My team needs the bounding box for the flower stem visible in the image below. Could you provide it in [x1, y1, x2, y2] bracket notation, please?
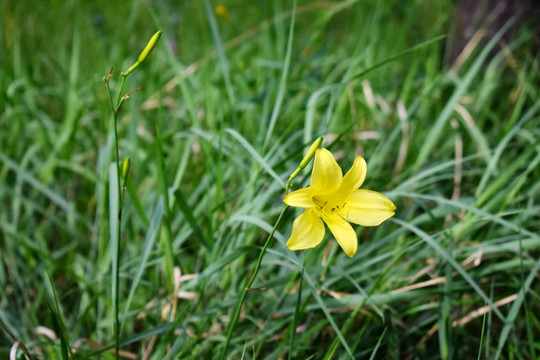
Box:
[106, 74, 127, 360]
[219, 137, 321, 358]
[219, 203, 289, 360]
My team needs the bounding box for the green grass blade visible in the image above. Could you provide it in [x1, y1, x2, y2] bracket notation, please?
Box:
[125, 176, 150, 227]
[173, 188, 211, 250]
[368, 327, 387, 360]
[476, 100, 540, 197]
[203, 0, 236, 105]
[77, 323, 175, 359]
[288, 257, 305, 360]
[45, 273, 72, 359]
[225, 128, 284, 186]
[349, 34, 446, 82]
[413, 19, 516, 171]
[108, 162, 120, 356]
[0, 152, 78, 218]
[494, 257, 540, 359]
[263, 0, 296, 149]
[123, 197, 164, 322]
[391, 218, 505, 320]
[302, 270, 354, 358]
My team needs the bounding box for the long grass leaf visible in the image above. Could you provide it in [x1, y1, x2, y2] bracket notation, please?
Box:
[263, 0, 296, 149]
[225, 128, 284, 186]
[173, 188, 211, 250]
[108, 162, 120, 355]
[123, 197, 164, 322]
[414, 19, 516, 171]
[125, 177, 150, 227]
[203, 0, 235, 105]
[45, 273, 72, 359]
[476, 100, 540, 197]
[391, 218, 504, 320]
[494, 257, 540, 359]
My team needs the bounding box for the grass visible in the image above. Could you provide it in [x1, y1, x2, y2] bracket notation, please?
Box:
[1, 0, 539, 359]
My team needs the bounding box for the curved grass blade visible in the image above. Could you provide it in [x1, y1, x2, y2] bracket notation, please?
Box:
[414, 19, 516, 171]
[263, 0, 296, 149]
[225, 128, 283, 186]
[173, 188, 211, 250]
[494, 257, 540, 359]
[391, 218, 504, 320]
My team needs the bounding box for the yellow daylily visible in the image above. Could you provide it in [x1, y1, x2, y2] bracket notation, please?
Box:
[284, 148, 396, 257]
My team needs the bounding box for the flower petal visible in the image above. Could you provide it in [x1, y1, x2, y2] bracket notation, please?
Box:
[343, 189, 396, 226]
[324, 215, 358, 257]
[339, 155, 367, 192]
[284, 188, 314, 208]
[311, 149, 342, 193]
[287, 209, 325, 251]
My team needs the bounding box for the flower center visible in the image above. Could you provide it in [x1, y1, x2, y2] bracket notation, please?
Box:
[312, 196, 347, 218]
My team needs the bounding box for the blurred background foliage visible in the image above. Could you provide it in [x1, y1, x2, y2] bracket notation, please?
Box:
[1, 0, 539, 358]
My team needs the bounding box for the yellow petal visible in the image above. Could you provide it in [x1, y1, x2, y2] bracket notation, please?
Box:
[284, 188, 314, 208]
[324, 215, 358, 257]
[287, 209, 325, 251]
[339, 155, 367, 192]
[343, 190, 396, 226]
[311, 149, 342, 193]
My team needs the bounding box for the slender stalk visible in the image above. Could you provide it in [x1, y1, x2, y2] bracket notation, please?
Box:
[115, 76, 127, 113]
[219, 204, 289, 360]
[219, 138, 320, 359]
[105, 74, 128, 359]
[112, 110, 122, 359]
[102, 30, 162, 358]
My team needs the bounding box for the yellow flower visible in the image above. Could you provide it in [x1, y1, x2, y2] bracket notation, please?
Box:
[284, 149, 396, 257]
[215, 5, 230, 20]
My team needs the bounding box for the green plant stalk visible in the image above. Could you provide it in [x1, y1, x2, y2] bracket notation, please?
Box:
[220, 182, 295, 359]
[219, 137, 321, 359]
[115, 76, 127, 114]
[105, 76, 127, 359]
[219, 203, 289, 360]
[112, 110, 122, 360]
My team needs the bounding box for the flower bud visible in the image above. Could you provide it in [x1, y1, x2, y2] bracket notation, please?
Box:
[122, 157, 130, 186]
[299, 136, 323, 170]
[287, 137, 323, 184]
[123, 30, 162, 76]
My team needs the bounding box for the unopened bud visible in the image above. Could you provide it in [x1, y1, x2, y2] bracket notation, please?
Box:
[123, 30, 163, 76]
[122, 157, 130, 186]
[287, 137, 323, 184]
[299, 136, 323, 170]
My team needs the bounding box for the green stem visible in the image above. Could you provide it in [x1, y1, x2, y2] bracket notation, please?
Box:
[220, 178, 296, 358]
[219, 136, 319, 359]
[115, 76, 127, 111]
[112, 111, 121, 360]
[110, 75, 127, 360]
[219, 203, 289, 360]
